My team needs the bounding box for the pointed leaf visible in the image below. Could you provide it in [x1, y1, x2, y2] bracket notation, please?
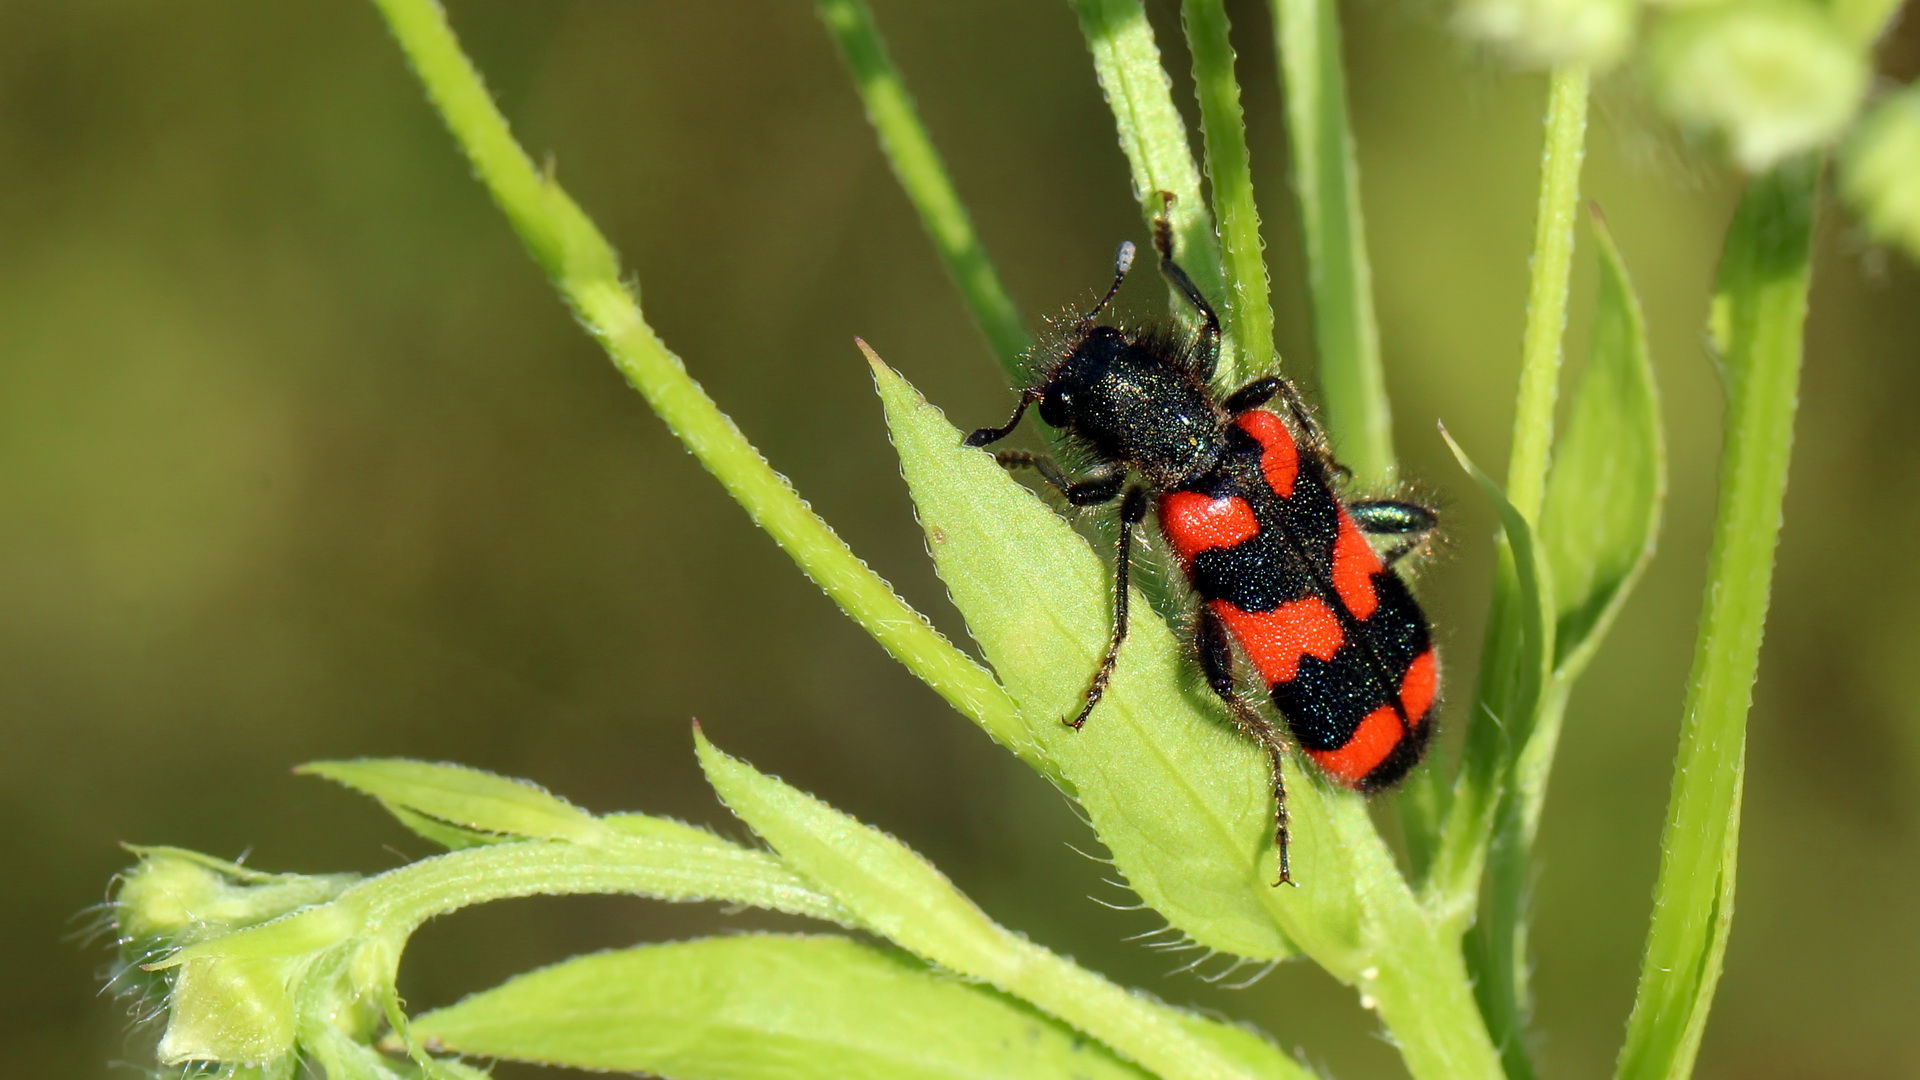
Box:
[413, 934, 1152, 1080]
[695, 730, 1311, 1080]
[382, 805, 501, 851]
[1618, 154, 1816, 1080]
[1071, 0, 1228, 364]
[1269, 0, 1394, 483]
[1542, 210, 1665, 679]
[1440, 426, 1555, 709]
[870, 352, 1326, 962]
[299, 760, 607, 845]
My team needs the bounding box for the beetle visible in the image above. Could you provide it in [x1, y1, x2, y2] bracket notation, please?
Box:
[965, 215, 1439, 882]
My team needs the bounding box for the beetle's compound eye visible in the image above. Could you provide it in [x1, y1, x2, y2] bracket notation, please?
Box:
[1039, 386, 1072, 428]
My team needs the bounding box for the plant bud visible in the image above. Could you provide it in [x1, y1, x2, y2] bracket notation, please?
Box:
[1650, 1, 1870, 171]
[117, 849, 358, 950]
[1456, 0, 1638, 70]
[1841, 84, 1920, 261]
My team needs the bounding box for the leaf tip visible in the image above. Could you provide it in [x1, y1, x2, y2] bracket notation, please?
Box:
[691, 721, 725, 771]
[855, 337, 890, 375]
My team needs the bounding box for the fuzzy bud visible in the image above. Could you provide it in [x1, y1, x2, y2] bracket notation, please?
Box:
[1841, 84, 1920, 261]
[1650, 2, 1870, 171]
[1455, 0, 1637, 70]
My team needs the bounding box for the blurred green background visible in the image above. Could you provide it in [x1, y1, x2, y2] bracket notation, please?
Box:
[3, 1, 1916, 1077]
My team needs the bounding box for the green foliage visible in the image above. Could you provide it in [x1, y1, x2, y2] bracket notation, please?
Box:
[103, 0, 1826, 1076]
[815, 0, 1028, 378]
[1543, 211, 1665, 681]
[1071, 0, 1229, 371]
[873, 351, 1294, 960]
[1841, 84, 1920, 264]
[1268, 0, 1394, 485]
[1649, 2, 1869, 172]
[1618, 155, 1821, 1080]
[413, 935, 1154, 1080]
[1434, 0, 1916, 273]
[1182, 0, 1278, 385]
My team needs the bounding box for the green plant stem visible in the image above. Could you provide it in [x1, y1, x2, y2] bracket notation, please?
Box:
[816, 0, 1029, 379]
[155, 836, 854, 975]
[1616, 156, 1820, 1080]
[699, 730, 1311, 1080]
[1453, 65, 1589, 1080]
[1509, 66, 1591, 519]
[1367, 917, 1511, 1080]
[1072, 0, 1229, 365]
[1429, 65, 1588, 932]
[1182, 0, 1277, 385]
[366, 0, 1028, 757]
[1268, 0, 1393, 485]
[349, 839, 850, 932]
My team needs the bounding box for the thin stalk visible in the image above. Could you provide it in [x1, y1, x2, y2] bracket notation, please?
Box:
[816, 0, 1029, 379]
[1181, 0, 1278, 385]
[348, 840, 849, 932]
[1457, 65, 1591, 1080]
[1367, 917, 1512, 1080]
[1508, 66, 1591, 519]
[1268, 0, 1394, 485]
[366, 0, 1027, 755]
[1429, 66, 1590, 933]
[1616, 156, 1820, 1080]
[1071, 0, 1229, 364]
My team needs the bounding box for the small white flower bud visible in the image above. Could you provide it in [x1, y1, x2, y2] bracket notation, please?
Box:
[1455, 0, 1638, 70]
[1841, 84, 1920, 261]
[1650, 2, 1870, 171]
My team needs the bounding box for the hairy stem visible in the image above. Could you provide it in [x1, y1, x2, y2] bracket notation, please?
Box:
[1183, 0, 1278, 385]
[1268, 0, 1394, 485]
[367, 0, 1028, 755]
[1429, 65, 1589, 934]
[1073, 0, 1228, 365]
[1616, 155, 1820, 1080]
[816, 0, 1029, 378]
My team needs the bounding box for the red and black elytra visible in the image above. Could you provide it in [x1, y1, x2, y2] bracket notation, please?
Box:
[965, 217, 1439, 884]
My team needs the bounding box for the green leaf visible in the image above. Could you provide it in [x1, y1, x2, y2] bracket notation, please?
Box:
[1616, 154, 1817, 1080]
[413, 934, 1152, 1080]
[381, 806, 501, 851]
[1425, 424, 1556, 928]
[1181, 0, 1278, 384]
[694, 729, 1311, 1080]
[815, 0, 1028, 378]
[1268, 0, 1394, 484]
[1456, 210, 1662, 1080]
[1415, 69, 1587, 953]
[117, 847, 360, 948]
[862, 357, 1507, 1080]
[366, 0, 1026, 761]
[1448, 424, 1557, 768]
[299, 760, 608, 846]
[1542, 208, 1665, 679]
[1071, 0, 1228, 364]
[868, 350, 1303, 962]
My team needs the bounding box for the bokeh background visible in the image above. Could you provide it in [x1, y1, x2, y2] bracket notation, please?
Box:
[4, 1, 1916, 1077]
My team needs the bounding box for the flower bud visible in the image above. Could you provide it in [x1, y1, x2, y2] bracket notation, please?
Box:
[117, 848, 358, 951]
[114, 850, 366, 1071]
[1455, 0, 1638, 70]
[1650, 2, 1870, 171]
[1841, 84, 1920, 261]
[156, 954, 304, 1066]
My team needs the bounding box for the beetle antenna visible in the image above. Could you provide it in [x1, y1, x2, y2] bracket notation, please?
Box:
[1079, 241, 1136, 327]
[964, 388, 1040, 447]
